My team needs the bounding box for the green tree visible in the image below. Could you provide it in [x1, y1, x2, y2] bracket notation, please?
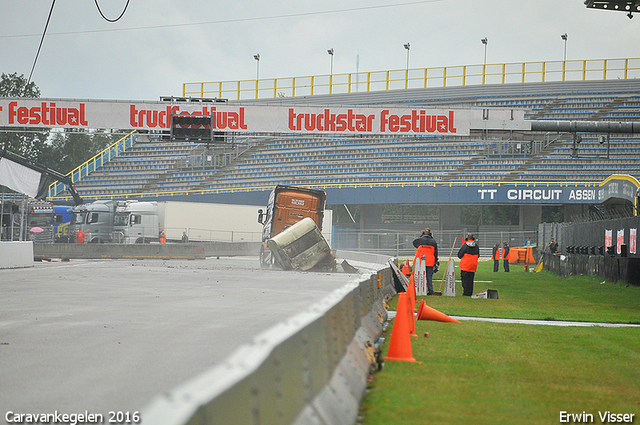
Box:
[461, 205, 519, 226]
[0, 73, 48, 161]
[0, 72, 41, 97]
[541, 205, 564, 223]
[1, 73, 116, 174]
[39, 129, 117, 174]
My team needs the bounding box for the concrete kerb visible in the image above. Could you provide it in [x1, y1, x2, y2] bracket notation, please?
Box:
[452, 316, 640, 327]
[142, 252, 394, 425]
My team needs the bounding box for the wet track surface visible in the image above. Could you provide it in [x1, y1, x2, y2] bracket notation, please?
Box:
[0, 257, 366, 422]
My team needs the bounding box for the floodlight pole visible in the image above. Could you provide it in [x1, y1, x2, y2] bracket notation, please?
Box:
[481, 38, 488, 84]
[561, 33, 568, 62]
[404, 43, 410, 89]
[328, 48, 334, 94]
[404, 43, 410, 70]
[254, 54, 260, 80]
[253, 54, 260, 99]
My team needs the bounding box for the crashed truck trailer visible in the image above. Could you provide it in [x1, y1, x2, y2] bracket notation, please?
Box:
[258, 185, 336, 270]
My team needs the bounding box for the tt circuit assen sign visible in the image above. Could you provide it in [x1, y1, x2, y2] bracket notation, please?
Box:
[0, 98, 528, 136]
[325, 183, 627, 206]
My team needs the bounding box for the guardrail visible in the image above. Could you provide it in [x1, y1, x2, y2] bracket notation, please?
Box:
[184, 57, 640, 101]
[143, 251, 394, 425]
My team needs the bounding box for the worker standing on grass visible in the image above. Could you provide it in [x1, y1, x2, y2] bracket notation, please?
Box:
[492, 242, 501, 272]
[503, 242, 511, 272]
[458, 234, 480, 296]
[413, 229, 438, 295]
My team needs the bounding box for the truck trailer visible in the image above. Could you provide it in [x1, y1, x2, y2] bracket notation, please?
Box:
[267, 217, 333, 271]
[257, 185, 333, 269]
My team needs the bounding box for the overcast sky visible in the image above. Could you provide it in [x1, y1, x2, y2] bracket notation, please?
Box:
[1, 0, 638, 101]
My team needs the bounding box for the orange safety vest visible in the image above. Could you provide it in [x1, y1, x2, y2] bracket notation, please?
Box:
[492, 247, 502, 260]
[459, 241, 480, 272]
[160, 232, 166, 244]
[414, 245, 436, 267]
[460, 252, 479, 272]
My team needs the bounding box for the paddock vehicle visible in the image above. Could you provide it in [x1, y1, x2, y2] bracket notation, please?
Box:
[113, 200, 159, 243]
[69, 200, 116, 243]
[53, 204, 74, 242]
[0, 199, 55, 243]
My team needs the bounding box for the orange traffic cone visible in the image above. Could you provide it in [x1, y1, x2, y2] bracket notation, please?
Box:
[416, 300, 461, 323]
[408, 272, 417, 312]
[406, 274, 417, 337]
[407, 290, 418, 338]
[384, 292, 416, 362]
[416, 298, 426, 318]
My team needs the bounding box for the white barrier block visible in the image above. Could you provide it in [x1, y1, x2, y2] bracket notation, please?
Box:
[0, 241, 34, 269]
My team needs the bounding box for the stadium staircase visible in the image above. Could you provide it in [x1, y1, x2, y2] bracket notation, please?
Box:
[500, 133, 569, 182]
[188, 138, 273, 191]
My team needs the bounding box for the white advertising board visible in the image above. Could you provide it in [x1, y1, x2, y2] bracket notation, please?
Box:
[0, 98, 530, 135]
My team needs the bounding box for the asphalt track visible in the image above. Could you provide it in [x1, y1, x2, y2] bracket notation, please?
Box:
[0, 257, 373, 424]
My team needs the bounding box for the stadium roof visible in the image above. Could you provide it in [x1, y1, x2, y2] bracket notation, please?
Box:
[584, 0, 640, 17]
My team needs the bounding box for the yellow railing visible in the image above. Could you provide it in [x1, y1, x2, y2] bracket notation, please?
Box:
[184, 57, 640, 101]
[48, 131, 136, 198]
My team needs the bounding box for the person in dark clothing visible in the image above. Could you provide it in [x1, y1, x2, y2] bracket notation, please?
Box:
[503, 242, 510, 272]
[458, 234, 480, 296]
[547, 238, 558, 254]
[412, 229, 439, 295]
[492, 242, 501, 272]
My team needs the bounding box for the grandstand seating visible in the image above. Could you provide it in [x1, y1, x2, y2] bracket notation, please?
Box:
[69, 80, 640, 198]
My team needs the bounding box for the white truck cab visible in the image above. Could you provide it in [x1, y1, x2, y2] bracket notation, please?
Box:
[113, 200, 159, 243]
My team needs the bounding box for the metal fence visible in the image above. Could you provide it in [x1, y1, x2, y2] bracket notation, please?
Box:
[542, 216, 640, 258]
[332, 228, 538, 258]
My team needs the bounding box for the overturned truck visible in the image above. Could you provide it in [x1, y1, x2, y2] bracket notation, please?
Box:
[267, 217, 334, 271]
[258, 185, 335, 270]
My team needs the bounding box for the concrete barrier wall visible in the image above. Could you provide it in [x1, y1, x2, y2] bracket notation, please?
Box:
[33, 242, 261, 260]
[143, 253, 394, 425]
[0, 241, 34, 269]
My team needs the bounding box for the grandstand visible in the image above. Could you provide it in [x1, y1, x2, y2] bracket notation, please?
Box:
[65, 79, 640, 197]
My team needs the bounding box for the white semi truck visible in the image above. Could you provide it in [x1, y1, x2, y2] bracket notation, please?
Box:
[69, 200, 272, 244]
[69, 200, 117, 243]
[113, 200, 160, 243]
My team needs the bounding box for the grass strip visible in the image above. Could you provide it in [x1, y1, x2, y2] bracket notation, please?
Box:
[360, 261, 640, 425]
